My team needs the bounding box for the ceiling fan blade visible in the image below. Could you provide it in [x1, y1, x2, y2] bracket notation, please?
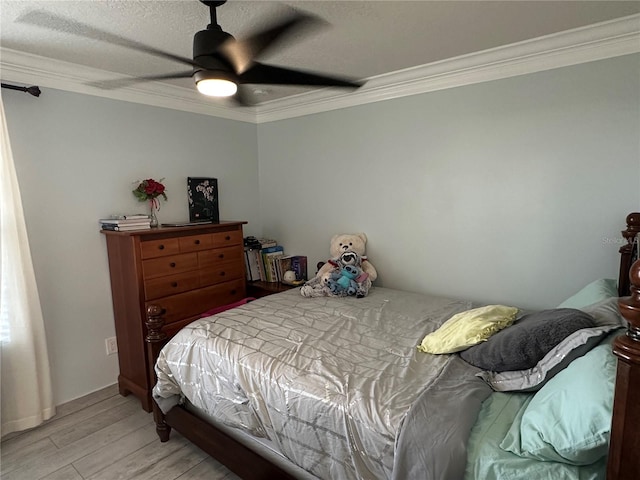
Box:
[220, 11, 325, 74]
[18, 10, 197, 68]
[86, 71, 194, 90]
[239, 63, 363, 88]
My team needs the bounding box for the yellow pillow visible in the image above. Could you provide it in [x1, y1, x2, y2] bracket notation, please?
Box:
[418, 305, 518, 354]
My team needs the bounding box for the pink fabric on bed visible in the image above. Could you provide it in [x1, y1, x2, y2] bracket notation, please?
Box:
[198, 297, 256, 318]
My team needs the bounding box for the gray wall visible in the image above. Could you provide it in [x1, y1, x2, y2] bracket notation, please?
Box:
[4, 90, 259, 405]
[5, 53, 639, 406]
[257, 54, 640, 310]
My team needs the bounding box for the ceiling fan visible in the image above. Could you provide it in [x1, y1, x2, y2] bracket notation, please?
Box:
[19, 0, 364, 105]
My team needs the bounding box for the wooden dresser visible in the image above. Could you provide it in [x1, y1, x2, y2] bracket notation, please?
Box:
[101, 221, 247, 411]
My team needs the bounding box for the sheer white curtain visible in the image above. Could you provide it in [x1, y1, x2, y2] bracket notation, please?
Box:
[0, 91, 55, 436]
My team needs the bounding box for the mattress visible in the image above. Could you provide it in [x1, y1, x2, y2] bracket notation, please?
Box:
[153, 287, 492, 479]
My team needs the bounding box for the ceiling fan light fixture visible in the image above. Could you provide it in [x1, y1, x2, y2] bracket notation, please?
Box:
[194, 70, 237, 97]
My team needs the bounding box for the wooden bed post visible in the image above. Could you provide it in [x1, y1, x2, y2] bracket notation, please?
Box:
[617, 212, 639, 297]
[145, 304, 171, 442]
[607, 259, 640, 480]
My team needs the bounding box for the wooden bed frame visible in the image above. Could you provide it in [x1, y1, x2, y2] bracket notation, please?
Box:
[145, 213, 640, 480]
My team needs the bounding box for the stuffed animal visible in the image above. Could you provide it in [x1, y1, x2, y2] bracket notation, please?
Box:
[316, 233, 377, 282]
[326, 264, 369, 296]
[301, 233, 377, 298]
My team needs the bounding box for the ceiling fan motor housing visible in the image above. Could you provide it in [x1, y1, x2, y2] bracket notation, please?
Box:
[193, 29, 235, 70]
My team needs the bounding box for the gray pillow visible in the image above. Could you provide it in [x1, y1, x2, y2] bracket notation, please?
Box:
[476, 324, 621, 392]
[459, 308, 596, 372]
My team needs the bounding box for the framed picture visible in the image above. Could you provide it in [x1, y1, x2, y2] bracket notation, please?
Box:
[187, 177, 219, 223]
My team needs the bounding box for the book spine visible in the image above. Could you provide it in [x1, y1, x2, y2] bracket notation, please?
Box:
[291, 256, 308, 281]
[101, 224, 151, 231]
[256, 250, 266, 281]
[258, 238, 278, 248]
[100, 221, 151, 227]
[248, 249, 262, 281]
[269, 254, 278, 282]
[244, 249, 253, 281]
[262, 251, 272, 282]
[109, 214, 150, 220]
[261, 245, 284, 255]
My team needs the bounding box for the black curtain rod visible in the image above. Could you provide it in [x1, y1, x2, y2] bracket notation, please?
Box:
[1, 82, 41, 97]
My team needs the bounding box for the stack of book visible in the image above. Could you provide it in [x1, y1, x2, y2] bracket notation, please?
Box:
[99, 214, 152, 231]
[261, 245, 285, 282]
[244, 237, 277, 282]
[243, 237, 307, 284]
[244, 237, 284, 282]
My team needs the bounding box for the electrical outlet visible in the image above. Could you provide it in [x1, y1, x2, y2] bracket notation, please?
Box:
[105, 337, 118, 355]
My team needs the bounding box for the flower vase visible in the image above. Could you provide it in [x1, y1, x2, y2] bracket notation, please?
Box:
[149, 200, 159, 228]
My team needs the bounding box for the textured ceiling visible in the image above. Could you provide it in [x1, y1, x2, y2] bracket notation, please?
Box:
[2, 0, 640, 103]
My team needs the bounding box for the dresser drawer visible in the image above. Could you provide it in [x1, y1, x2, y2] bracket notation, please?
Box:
[198, 245, 244, 268]
[144, 272, 200, 300]
[200, 261, 246, 287]
[179, 234, 214, 252]
[143, 252, 198, 279]
[146, 279, 246, 325]
[211, 230, 243, 248]
[140, 238, 181, 259]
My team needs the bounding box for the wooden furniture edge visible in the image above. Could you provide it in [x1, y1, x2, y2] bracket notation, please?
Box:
[100, 220, 248, 238]
[607, 258, 640, 480]
[618, 212, 639, 297]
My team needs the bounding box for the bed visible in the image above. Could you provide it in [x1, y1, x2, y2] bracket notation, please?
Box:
[145, 212, 640, 480]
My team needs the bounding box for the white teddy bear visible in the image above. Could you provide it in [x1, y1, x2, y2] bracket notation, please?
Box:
[316, 233, 377, 282]
[301, 233, 377, 298]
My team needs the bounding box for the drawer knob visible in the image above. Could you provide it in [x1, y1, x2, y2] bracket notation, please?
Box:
[225, 235, 231, 241]
[158, 244, 165, 250]
[194, 239, 200, 245]
[218, 254, 225, 259]
[170, 262, 176, 268]
[231, 289, 237, 295]
[220, 271, 226, 276]
[171, 282, 178, 288]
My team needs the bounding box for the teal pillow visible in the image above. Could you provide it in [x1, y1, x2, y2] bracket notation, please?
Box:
[500, 333, 618, 465]
[557, 278, 618, 309]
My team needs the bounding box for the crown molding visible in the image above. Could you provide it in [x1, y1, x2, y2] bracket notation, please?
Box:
[0, 48, 257, 123]
[2, 13, 638, 124]
[256, 13, 640, 123]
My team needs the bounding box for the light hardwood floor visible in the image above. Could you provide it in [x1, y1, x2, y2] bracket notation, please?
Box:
[0, 385, 241, 480]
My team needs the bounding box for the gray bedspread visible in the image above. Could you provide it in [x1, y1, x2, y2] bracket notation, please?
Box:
[153, 287, 493, 480]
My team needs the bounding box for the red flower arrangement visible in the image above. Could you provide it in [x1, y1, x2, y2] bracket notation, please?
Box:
[133, 178, 167, 204]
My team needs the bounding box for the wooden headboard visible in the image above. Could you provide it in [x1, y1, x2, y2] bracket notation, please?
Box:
[618, 212, 639, 297]
[607, 213, 640, 480]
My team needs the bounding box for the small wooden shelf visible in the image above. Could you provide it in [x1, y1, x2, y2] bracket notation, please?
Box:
[247, 281, 298, 298]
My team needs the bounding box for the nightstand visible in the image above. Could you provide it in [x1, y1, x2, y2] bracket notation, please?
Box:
[247, 281, 298, 298]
